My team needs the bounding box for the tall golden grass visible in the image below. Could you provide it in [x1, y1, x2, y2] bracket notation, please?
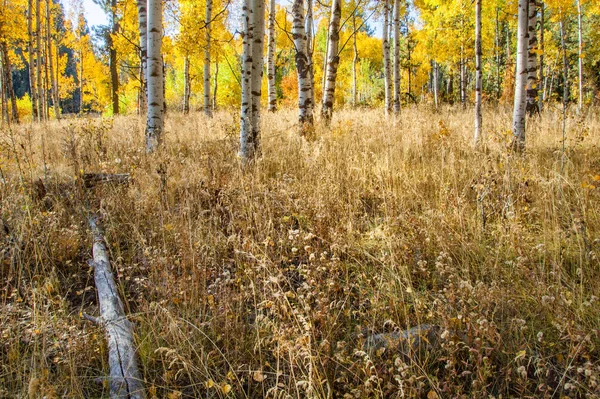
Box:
[1, 105, 599, 398]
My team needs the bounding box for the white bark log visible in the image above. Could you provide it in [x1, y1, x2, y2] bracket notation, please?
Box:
[292, 0, 313, 131]
[512, 0, 528, 151]
[474, 0, 482, 145]
[204, 0, 213, 117]
[88, 216, 145, 399]
[145, 0, 164, 153]
[320, 0, 341, 124]
[137, 0, 147, 115]
[392, 0, 401, 114]
[267, 0, 277, 112]
[382, 0, 392, 114]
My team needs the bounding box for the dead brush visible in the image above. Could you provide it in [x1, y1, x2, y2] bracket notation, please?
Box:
[0, 107, 599, 398]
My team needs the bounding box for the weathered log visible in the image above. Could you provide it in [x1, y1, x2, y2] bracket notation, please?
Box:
[83, 173, 131, 188]
[88, 216, 145, 399]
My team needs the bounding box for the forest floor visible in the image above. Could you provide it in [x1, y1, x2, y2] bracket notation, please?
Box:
[1, 106, 599, 398]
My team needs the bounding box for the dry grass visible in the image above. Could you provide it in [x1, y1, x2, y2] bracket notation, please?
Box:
[1, 105, 599, 398]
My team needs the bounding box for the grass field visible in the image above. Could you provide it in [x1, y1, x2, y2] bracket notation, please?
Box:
[1, 106, 599, 398]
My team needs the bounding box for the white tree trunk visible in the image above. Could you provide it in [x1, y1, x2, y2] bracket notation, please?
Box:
[577, 0, 583, 112]
[352, 14, 358, 107]
[433, 61, 438, 109]
[240, 0, 256, 160]
[137, 0, 147, 115]
[382, 0, 392, 114]
[46, 0, 60, 119]
[250, 0, 265, 150]
[183, 56, 190, 114]
[146, 0, 164, 152]
[392, 0, 401, 114]
[36, 0, 44, 121]
[474, 0, 482, 144]
[292, 0, 313, 132]
[321, 0, 341, 124]
[305, 0, 315, 109]
[512, 0, 528, 151]
[526, 0, 538, 115]
[204, 0, 213, 117]
[267, 0, 277, 112]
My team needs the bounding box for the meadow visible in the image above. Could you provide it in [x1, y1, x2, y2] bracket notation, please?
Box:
[1, 106, 599, 398]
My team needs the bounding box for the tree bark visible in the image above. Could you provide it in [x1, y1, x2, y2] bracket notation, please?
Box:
[28, 0, 37, 119]
[382, 0, 392, 114]
[240, 0, 256, 160]
[250, 0, 265, 149]
[320, 0, 341, 125]
[109, 0, 119, 115]
[46, 0, 60, 119]
[392, 0, 401, 114]
[213, 59, 218, 111]
[352, 13, 358, 107]
[474, 0, 482, 145]
[267, 0, 277, 112]
[576, 0, 583, 112]
[145, 0, 164, 152]
[1, 43, 19, 124]
[204, 0, 213, 117]
[305, 0, 315, 110]
[183, 56, 190, 114]
[88, 216, 145, 399]
[292, 0, 313, 133]
[539, 2, 544, 110]
[433, 61, 439, 109]
[526, 0, 538, 115]
[137, 0, 147, 115]
[512, 0, 528, 151]
[0, 54, 8, 126]
[36, 0, 44, 121]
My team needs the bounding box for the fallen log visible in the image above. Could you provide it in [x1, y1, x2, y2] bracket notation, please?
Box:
[87, 216, 145, 399]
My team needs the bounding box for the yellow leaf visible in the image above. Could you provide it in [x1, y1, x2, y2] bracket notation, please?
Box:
[592, 175, 600, 181]
[221, 383, 232, 394]
[226, 371, 235, 380]
[515, 350, 527, 360]
[205, 379, 215, 388]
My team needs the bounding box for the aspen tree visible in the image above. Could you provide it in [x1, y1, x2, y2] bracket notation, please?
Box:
[109, 0, 119, 115]
[393, 0, 401, 114]
[146, 0, 164, 152]
[267, 0, 277, 112]
[292, 0, 313, 132]
[36, 0, 44, 121]
[526, 0, 538, 115]
[46, 0, 59, 119]
[305, 0, 314, 108]
[474, 0, 482, 145]
[512, 0, 528, 151]
[204, 0, 213, 117]
[576, 0, 583, 111]
[28, 0, 37, 119]
[382, 0, 392, 114]
[321, 0, 341, 125]
[183, 56, 190, 114]
[137, 0, 147, 114]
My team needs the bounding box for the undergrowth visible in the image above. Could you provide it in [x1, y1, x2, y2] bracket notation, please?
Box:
[1, 106, 599, 398]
